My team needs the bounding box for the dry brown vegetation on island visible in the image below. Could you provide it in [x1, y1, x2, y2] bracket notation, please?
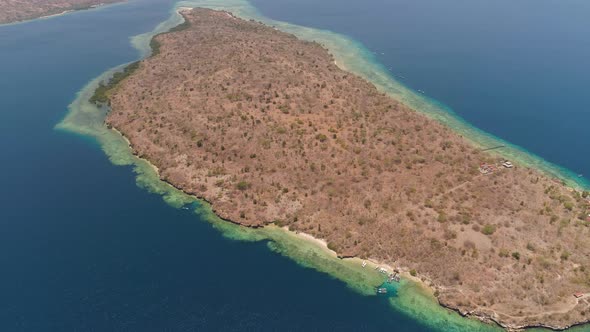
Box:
[105, 8, 590, 330]
[0, 0, 121, 24]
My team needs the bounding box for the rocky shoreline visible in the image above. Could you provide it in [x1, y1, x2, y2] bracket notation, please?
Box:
[115, 125, 590, 331]
[101, 7, 590, 330]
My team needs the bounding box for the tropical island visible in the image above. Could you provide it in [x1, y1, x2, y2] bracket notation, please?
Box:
[99, 8, 590, 330]
[0, 0, 122, 24]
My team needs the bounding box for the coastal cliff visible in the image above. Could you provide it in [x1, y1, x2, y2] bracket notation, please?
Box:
[103, 8, 590, 330]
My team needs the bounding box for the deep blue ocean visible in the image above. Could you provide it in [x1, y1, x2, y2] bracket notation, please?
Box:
[0, 0, 431, 331]
[251, 0, 590, 178]
[0, 0, 589, 331]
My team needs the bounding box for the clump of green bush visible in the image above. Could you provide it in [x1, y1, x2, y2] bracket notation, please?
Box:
[236, 181, 250, 191]
[481, 224, 496, 235]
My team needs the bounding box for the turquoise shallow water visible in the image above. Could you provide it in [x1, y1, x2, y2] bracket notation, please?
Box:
[0, 1, 460, 331]
[250, 0, 590, 190]
[1, 0, 590, 331]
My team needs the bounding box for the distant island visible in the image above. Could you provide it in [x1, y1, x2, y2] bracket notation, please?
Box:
[0, 0, 122, 24]
[100, 8, 590, 330]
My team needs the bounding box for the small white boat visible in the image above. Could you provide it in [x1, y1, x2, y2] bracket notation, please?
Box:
[362, 260, 367, 268]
